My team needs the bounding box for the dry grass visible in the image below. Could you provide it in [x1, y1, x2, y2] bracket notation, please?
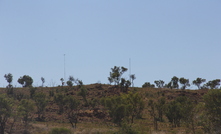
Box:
[0, 84, 208, 134]
[30, 121, 117, 134]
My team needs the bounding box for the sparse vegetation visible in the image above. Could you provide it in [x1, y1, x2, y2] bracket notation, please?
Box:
[54, 93, 67, 114]
[142, 82, 155, 88]
[0, 69, 221, 134]
[49, 127, 72, 134]
[0, 95, 13, 134]
[41, 77, 45, 87]
[33, 92, 48, 121]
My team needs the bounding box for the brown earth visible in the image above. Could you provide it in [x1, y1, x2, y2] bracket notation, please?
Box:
[0, 84, 209, 134]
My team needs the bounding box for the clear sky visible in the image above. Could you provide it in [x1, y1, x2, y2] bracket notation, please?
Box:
[0, 1, 221, 88]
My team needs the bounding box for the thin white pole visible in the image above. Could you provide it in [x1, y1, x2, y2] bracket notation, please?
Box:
[64, 54, 66, 83]
[129, 58, 131, 82]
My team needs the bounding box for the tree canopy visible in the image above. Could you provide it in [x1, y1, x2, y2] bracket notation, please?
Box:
[108, 66, 128, 85]
[17, 75, 33, 87]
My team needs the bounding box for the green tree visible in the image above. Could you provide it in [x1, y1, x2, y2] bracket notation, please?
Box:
[77, 87, 88, 106]
[170, 76, 179, 89]
[182, 101, 198, 134]
[41, 77, 45, 87]
[101, 92, 144, 126]
[66, 81, 73, 87]
[66, 76, 75, 87]
[130, 74, 136, 87]
[60, 78, 64, 86]
[154, 80, 164, 88]
[179, 77, 190, 90]
[0, 95, 13, 134]
[108, 66, 128, 85]
[119, 78, 131, 92]
[165, 96, 195, 128]
[165, 99, 182, 127]
[4, 73, 14, 95]
[54, 93, 67, 114]
[176, 96, 197, 133]
[33, 92, 48, 120]
[142, 82, 155, 88]
[165, 82, 172, 89]
[122, 92, 145, 123]
[75, 79, 83, 88]
[108, 77, 113, 84]
[114, 104, 129, 125]
[65, 96, 80, 114]
[156, 97, 166, 122]
[148, 99, 158, 130]
[192, 78, 206, 89]
[17, 75, 33, 87]
[18, 99, 35, 132]
[203, 89, 221, 133]
[101, 96, 130, 126]
[63, 96, 80, 128]
[4, 73, 13, 88]
[205, 79, 220, 89]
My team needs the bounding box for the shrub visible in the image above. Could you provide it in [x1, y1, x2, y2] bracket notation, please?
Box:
[101, 92, 144, 126]
[54, 93, 66, 114]
[118, 123, 140, 134]
[6, 87, 14, 96]
[203, 89, 221, 133]
[49, 127, 72, 134]
[77, 87, 88, 106]
[33, 92, 48, 120]
[30, 87, 37, 99]
[49, 90, 54, 97]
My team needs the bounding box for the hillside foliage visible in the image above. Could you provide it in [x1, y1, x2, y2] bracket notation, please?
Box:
[1, 68, 221, 134]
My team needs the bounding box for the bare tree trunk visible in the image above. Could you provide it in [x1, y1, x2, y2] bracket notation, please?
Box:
[0, 123, 5, 134]
[9, 118, 17, 134]
[154, 117, 158, 130]
[191, 120, 195, 134]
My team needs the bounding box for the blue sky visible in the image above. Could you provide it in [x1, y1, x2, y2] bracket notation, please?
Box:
[0, 1, 221, 88]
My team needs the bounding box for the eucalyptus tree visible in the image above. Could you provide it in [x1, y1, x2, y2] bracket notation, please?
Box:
[119, 78, 131, 92]
[130, 74, 136, 87]
[78, 86, 88, 106]
[101, 92, 144, 126]
[4, 73, 13, 88]
[192, 78, 206, 89]
[33, 92, 48, 120]
[205, 79, 220, 89]
[18, 75, 33, 87]
[66, 76, 75, 87]
[65, 96, 80, 128]
[18, 99, 35, 132]
[154, 80, 164, 88]
[54, 93, 67, 114]
[41, 77, 45, 87]
[171, 76, 179, 89]
[60, 78, 64, 86]
[179, 77, 190, 90]
[142, 82, 155, 88]
[108, 66, 128, 85]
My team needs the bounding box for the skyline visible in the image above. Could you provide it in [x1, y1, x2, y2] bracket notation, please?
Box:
[1, 56, 220, 89]
[1, 1, 221, 88]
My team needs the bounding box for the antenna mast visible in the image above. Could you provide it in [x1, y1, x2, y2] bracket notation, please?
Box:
[129, 58, 131, 82]
[64, 54, 66, 83]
